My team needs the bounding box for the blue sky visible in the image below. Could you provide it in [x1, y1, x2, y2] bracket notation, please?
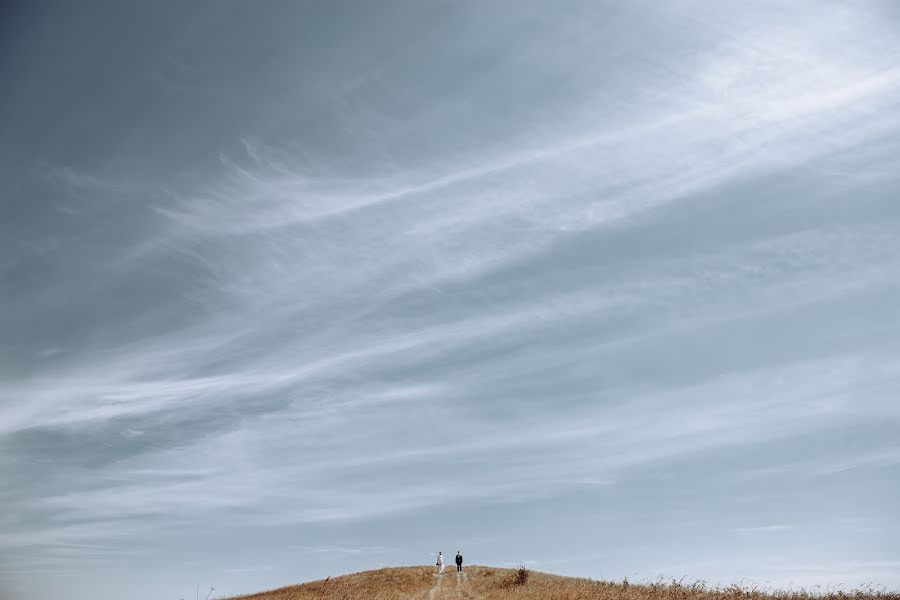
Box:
[2, 1, 899, 599]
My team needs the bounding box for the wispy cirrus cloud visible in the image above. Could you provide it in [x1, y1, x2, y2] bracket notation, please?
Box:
[2, 2, 899, 599]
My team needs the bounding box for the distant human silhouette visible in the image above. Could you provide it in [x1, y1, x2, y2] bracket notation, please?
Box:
[436, 551, 444, 573]
[455, 550, 463, 572]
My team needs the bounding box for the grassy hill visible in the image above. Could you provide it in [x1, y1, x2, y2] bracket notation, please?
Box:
[223, 565, 898, 600]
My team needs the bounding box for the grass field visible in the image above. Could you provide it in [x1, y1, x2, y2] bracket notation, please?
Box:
[223, 565, 899, 600]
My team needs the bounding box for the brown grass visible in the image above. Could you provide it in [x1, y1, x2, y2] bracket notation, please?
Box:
[223, 566, 435, 600]
[464, 567, 899, 600]
[221, 565, 899, 600]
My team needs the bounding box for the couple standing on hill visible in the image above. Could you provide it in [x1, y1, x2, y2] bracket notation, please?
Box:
[435, 551, 463, 573]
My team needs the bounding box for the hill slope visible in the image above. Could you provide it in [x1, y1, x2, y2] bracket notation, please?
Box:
[225, 566, 899, 600]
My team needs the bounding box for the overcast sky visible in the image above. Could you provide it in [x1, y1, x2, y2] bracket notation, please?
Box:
[2, 1, 900, 599]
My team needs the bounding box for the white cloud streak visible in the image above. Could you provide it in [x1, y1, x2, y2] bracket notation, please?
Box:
[2, 1, 899, 596]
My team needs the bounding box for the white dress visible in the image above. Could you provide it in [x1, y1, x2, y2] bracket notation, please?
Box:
[437, 554, 444, 572]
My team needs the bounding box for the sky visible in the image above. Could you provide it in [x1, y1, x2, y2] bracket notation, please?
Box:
[1, 1, 899, 598]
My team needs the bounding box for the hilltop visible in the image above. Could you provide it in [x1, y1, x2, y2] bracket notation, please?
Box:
[224, 566, 899, 600]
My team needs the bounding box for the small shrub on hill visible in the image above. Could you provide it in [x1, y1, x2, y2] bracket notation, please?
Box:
[498, 565, 531, 588]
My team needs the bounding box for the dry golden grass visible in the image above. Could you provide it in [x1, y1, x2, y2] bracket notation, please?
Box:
[463, 567, 899, 600]
[222, 565, 899, 600]
[224, 566, 435, 600]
